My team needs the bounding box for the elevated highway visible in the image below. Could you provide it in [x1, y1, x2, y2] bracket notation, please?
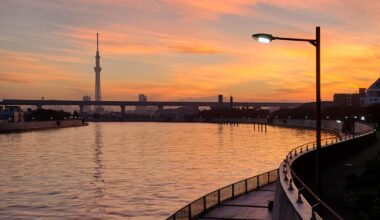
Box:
[0, 99, 303, 114]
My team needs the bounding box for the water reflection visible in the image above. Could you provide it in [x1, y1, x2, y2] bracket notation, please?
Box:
[94, 124, 104, 182]
[0, 123, 336, 220]
[92, 124, 105, 213]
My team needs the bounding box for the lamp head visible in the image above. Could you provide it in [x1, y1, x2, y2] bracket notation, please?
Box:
[252, 33, 274, 44]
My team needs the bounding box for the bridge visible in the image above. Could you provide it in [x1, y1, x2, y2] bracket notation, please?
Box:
[0, 99, 303, 114]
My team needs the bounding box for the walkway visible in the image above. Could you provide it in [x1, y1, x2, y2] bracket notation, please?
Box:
[197, 183, 276, 220]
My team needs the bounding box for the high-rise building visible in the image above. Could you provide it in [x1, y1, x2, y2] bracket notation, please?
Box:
[136, 94, 148, 113]
[218, 94, 223, 110]
[83, 95, 91, 113]
[94, 33, 102, 113]
[139, 94, 147, 102]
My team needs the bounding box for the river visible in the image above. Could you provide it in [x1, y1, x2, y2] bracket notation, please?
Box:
[0, 122, 335, 219]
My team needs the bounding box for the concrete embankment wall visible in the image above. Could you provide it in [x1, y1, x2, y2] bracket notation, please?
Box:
[210, 118, 343, 134]
[271, 119, 342, 132]
[0, 120, 87, 133]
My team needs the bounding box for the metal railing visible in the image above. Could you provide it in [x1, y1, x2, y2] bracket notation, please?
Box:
[167, 169, 278, 220]
[281, 127, 375, 220]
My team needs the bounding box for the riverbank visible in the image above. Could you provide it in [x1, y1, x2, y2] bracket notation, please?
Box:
[209, 118, 344, 136]
[0, 120, 88, 133]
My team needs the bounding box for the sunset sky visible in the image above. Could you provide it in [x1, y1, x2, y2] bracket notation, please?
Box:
[1, 0, 380, 102]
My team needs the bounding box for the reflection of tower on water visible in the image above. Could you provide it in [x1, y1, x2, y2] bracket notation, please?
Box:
[91, 123, 105, 214]
[94, 124, 104, 182]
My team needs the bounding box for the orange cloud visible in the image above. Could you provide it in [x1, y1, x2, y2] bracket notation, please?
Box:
[2, 0, 380, 102]
[0, 49, 92, 99]
[54, 24, 228, 57]
[168, 44, 220, 54]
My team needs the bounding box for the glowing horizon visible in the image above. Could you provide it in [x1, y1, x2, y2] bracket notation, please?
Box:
[1, 0, 380, 102]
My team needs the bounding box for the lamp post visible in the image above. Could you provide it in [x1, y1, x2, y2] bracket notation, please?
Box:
[252, 27, 321, 195]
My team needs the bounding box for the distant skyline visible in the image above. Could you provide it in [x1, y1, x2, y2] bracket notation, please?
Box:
[1, 0, 380, 102]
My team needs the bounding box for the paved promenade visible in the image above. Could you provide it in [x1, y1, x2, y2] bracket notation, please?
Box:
[197, 183, 276, 220]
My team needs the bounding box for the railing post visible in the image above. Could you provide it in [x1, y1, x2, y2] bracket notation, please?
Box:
[232, 184, 235, 198]
[310, 211, 315, 220]
[267, 172, 270, 183]
[297, 189, 303, 204]
[217, 189, 220, 204]
[257, 175, 260, 189]
[245, 179, 248, 193]
[203, 196, 206, 211]
[284, 172, 288, 182]
[188, 204, 192, 220]
[310, 205, 317, 220]
[288, 179, 294, 191]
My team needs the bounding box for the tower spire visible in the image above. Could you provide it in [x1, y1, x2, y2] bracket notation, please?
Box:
[96, 33, 99, 51]
[94, 33, 102, 113]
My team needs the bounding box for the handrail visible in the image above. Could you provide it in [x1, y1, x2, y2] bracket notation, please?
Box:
[282, 127, 375, 219]
[166, 169, 279, 220]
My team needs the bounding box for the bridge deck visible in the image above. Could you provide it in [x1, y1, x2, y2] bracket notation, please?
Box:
[0, 99, 302, 108]
[197, 183, 276, 220]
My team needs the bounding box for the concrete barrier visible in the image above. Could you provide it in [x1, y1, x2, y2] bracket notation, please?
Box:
[0, 120, 87, 133]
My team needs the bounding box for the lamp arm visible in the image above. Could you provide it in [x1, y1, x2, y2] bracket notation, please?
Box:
[273, 36, 317, 47]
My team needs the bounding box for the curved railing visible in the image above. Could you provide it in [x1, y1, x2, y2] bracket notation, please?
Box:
[280, 127, 375, 219]
[167, 169, 278, 220]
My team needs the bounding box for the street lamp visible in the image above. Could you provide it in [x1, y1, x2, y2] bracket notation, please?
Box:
[252, 27, 322, 195]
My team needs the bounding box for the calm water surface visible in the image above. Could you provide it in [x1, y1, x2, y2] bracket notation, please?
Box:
[0, 122, 335, 219]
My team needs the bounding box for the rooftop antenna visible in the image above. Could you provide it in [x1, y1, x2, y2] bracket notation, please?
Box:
[96, 33, 99, 51]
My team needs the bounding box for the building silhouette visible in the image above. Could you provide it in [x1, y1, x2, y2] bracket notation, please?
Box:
[83, 95, 91, 113]
[136, 94, 148, 113]
[361, 78, 380, 106]
[333, 93, 360, 106]
[218, 94, 223, 110]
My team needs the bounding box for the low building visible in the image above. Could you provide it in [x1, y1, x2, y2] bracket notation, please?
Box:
[333, 93, 360, 106]
[155, 106, 199, 120]
[360, 78, 380, 106]
[0, 106, 24, 122]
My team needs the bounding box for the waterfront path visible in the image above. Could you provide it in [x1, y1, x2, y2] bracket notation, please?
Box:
[197, 183, 276, 220]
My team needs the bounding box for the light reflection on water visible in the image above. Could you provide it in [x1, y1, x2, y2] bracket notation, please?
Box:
[0, 122, 335, 219]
